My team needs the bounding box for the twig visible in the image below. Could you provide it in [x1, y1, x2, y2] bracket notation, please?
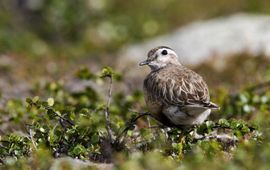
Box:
[25, 125, 37, 150]
[115, 112, 152, 144]
[56, 113, 74, 126]
[43, 106, 74, 126]
[30, 101, 74, 126]
[29, 128, 37, 150]
[104, 76, 114, 143]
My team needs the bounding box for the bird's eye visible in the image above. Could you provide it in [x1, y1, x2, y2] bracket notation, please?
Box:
[161, 50, 168, 55]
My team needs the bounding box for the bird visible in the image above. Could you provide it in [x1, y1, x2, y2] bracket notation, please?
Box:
[139, 46, 219, 128]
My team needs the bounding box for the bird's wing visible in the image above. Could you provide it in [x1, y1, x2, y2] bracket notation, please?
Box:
[144, 66, 218, 109]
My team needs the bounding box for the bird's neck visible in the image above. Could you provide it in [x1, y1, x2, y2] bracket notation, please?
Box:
[149, 64, 166, 71]
[150, 62, 182, 72]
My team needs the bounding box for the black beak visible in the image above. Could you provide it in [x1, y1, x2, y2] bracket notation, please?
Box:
[139, 60, 150, 66]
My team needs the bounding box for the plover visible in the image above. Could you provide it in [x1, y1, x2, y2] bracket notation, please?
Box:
[139, 46, 219, 127]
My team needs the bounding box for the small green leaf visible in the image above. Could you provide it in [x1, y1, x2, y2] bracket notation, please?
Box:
[33, 96, 40, 103]
[243, 104, 251, 113]
[91, 134, 99, 144]
[100, 66, 122, 81]
[127, 130, 133, 137]
[39, 127, 46, 133]
[239, 93, 249, 104]
[47, 98, 54, 107]
[26, 98, 32, 104]
[218, 119, 230, 127]
[69, 144, 86, 156]
[47, 109, 55, 119]
[100, 66, 114, 78]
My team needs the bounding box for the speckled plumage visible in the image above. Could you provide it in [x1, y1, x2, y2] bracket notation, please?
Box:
[140, 46, 218, 127]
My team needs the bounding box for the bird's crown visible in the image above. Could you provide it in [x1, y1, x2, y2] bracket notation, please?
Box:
[147, 46, 173, 58]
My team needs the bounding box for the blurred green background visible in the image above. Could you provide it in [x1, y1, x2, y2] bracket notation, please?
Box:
[1, 1, 270, 169]
[1, 0, 270, 60]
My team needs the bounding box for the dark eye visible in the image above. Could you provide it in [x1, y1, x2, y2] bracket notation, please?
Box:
[161, 50, 168, 55]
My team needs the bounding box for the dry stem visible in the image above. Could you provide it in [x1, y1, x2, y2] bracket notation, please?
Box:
[104, 76, 113, 143]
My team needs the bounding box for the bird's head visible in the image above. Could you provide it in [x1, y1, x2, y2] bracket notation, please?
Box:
[139, 46, 180, 70]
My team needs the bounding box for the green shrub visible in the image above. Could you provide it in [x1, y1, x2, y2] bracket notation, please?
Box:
[0, 66, 269, 169]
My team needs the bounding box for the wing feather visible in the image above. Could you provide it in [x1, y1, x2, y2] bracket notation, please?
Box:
[144, 65, 216, 108]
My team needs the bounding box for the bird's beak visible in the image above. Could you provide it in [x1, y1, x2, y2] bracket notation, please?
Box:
[139, 60, 150, 66]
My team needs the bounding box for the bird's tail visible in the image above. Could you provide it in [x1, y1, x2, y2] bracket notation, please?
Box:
[206, 102, 220, 110]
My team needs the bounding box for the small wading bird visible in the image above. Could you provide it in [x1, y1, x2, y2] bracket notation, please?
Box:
[139, 46, 219, 128]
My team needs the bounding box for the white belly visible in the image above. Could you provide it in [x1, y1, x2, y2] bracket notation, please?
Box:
[162, 106, 211, 126]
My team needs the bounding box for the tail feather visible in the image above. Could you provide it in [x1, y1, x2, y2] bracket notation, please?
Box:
[183, 102, 219, 110]
[205, 102, 219, 110]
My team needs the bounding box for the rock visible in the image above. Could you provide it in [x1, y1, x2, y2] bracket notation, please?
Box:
[118, 13, 270, 66]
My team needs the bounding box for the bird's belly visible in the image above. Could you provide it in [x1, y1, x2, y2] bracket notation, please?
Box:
[162, 106, 211, 126]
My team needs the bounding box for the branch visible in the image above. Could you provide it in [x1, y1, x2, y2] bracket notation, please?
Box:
[44, 106, 74, 126]
[26, 126, 37, 150]
[30, 102, 74, 127]
[104, 76, 113, 144]
[115, 112, 152, 144]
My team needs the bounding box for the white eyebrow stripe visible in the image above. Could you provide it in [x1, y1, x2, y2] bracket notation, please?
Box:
[156, 48, 178, 58]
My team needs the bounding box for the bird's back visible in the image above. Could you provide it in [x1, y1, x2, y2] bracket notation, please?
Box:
[143, 64, 216, 126]
[144, 64, 210, 106]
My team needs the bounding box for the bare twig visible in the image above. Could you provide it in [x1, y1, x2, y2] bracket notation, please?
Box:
[30, 101, 74, 126]
[29, 128, 37, 150]
[25, 125, 37, 150]
[104, 76, 114, 143]
[115, 112, 152, 144]
[56, 113, 74, 126]
[43, 106, 74, 126]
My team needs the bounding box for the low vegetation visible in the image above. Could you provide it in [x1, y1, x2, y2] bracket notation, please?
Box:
[0, 65, 269, 169]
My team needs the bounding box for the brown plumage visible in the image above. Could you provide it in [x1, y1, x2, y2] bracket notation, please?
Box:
[140, 46, 219, 127]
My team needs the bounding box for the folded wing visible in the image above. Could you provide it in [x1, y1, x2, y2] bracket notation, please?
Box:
[144, 66, 218, 109]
